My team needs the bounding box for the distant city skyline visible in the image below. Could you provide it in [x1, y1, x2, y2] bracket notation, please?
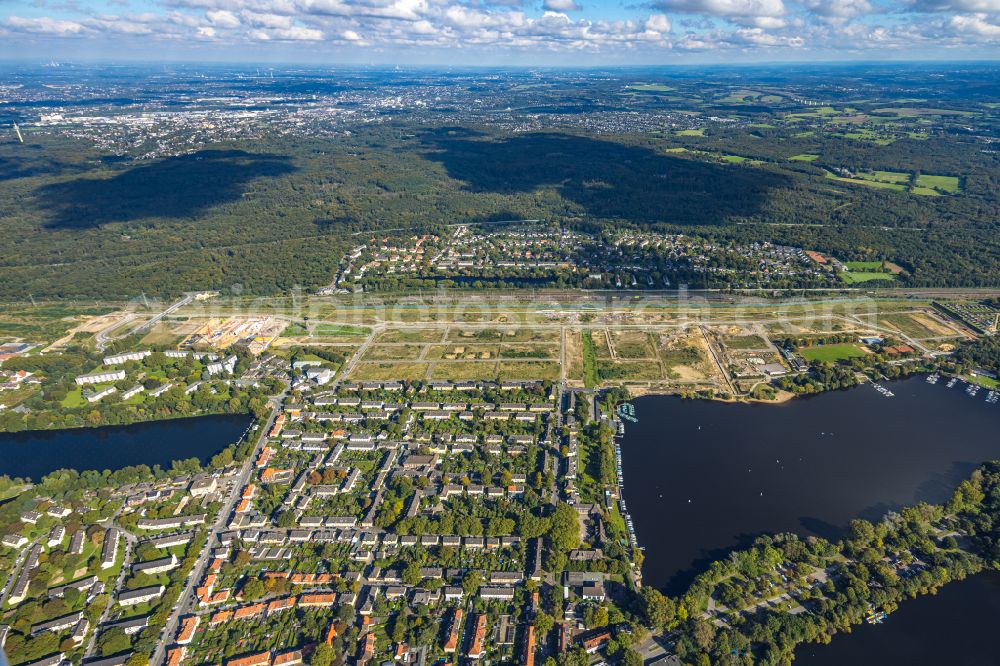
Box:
[0, 0, 998, 65]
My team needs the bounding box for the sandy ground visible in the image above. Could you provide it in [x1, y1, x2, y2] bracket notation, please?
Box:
[45, 311, 131, 350]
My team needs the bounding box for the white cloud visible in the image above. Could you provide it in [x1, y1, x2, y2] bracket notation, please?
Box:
[5, 15, 86, 35]
[90, 17, 157, 34]
[652, 0, 786, 17]
[4, 0, 998, 57]
[255, 24, 325, 38]
[206, 9, 242, 27]
[800, 0, 873, 17]
[241, 12, 295, 29]
[543, 0, 581, 11]
[909, 0, 1000, 11]
[947, 12, 1000, 36]
[746, 15, 786, 26]
[645, 12, 672, 31]
[298, 0, 429, 21]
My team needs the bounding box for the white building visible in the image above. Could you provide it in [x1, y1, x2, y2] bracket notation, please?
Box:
[86, 386, 118, 403]
[205, 355, 237, 376]
[305, 367, 335, 385]
[117, 585, 165, 607]
[132, 554, 179, 575]
[121, 385, 145, 401]
[103, 351, 151, 365]
[76, 370, 126, 386]
[148, 383, 173, 398]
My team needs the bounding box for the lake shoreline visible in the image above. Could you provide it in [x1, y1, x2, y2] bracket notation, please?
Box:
[0, 407, 255, 436]
[0, 412, 255, 480]
[618, 375, 1000, 594]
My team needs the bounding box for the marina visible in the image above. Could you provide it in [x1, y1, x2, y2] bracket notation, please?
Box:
[929, 372, 997, 404]
[870, 381, 895, 398]
[612, 403, 640, 551]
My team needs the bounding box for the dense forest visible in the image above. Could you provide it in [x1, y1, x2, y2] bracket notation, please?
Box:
[1, 79, 999, 299]
[950, 335, 1000, 374]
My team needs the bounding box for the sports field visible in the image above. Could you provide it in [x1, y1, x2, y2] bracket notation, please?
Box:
[799, 343, 867, 362]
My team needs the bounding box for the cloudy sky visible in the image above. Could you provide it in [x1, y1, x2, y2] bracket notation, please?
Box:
[0, 0, 998, 64]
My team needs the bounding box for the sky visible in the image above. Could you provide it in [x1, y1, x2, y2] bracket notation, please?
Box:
[0, 0, 998, 65]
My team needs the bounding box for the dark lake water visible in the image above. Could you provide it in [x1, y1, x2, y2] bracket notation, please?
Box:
[795, 571, 1000, 666]
[0, 414, 253, 480]
[620, 376, 1000, 594]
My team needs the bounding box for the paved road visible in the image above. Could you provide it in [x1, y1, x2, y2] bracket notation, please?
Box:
[135, 294, 195, 335]
[94, 313, 139, 351]
[96, 294, 194, 351]
[151, 393, 286, 666]
[85, 530, 137, 659]
[335, 326, 382, 381]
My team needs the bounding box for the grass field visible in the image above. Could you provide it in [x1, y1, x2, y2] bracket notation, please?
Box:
[788, 153, 819, 162]
[965, 374, 1000, 390]
[362, 344, 424, 361]
[430, 361, 499, 381]
[869, 170, 911, 184]
[589, 331, 613, 359]
[497, 361, 560, 381]
[826, 169, 961, 196]
[720, 154, 762, 165]
[597, 360, 663, 382]
[501, 328, 561, 343]
[799, 343, 866, 362]
[837, 130, 895, 145]
[825, 171, 906, 191]
[915, 174, 961, 193]
[351, 362, 428, 380]
[314, 324, 371, 336]
[724, 335, 769, 350]
[879, 312, 960, 340]
[844, 261, 885, 270]
[376, 328, 441, 343]
[280, 322, 308, 337]
[426, 343, 497, 360]
[628, 83, 674, 92]
[581, 331, 599, 389]
[610, 331, 655, 359]
[499, 344, 556, 359]
[840, 271, 898, 284]
[60, 387, 89, 408]
[676, 128, 706, 136]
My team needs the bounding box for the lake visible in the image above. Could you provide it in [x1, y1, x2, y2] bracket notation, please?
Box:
[796, 571, 1000, 666]
[619, 376, 1000, 594]
[0, 414, 254, 480]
